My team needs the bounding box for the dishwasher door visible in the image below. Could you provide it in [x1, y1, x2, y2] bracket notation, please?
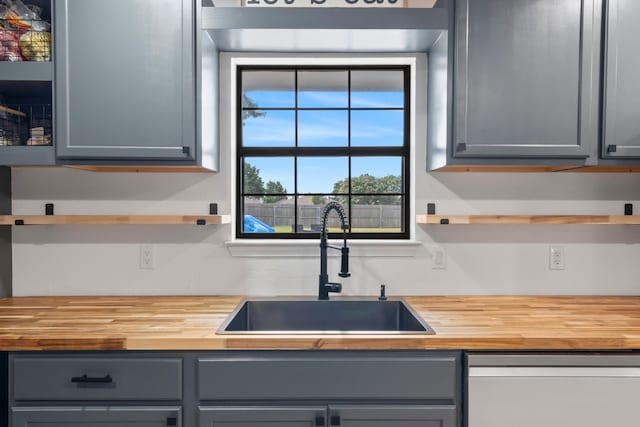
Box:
[468, 355, 640, 427]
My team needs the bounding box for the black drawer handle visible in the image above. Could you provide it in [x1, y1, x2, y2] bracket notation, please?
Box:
[330, 415, 341, 426]
[71, 374, 113, 384]
[315, 416, 326, 426]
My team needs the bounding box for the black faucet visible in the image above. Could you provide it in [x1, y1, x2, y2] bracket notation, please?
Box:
[318, 201, 350, 300]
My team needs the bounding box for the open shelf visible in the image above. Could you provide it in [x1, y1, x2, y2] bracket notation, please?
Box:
[201, 7, 448, 52]
[416, 214, 640, 225]
[0, 62, 53, 81]
[0, 215, 231, 226]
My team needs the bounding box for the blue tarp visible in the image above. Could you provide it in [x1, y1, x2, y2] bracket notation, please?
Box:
[244, 214, 275, 233]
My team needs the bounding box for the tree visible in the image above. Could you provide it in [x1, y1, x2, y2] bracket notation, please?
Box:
[243, 162, 264, 198]
[263, 181, 287, 203]
[332, 174, 402, 205]
[243, 162, 288, 203]
[312, 195, 328, 205]
[242, 94, 266, 124]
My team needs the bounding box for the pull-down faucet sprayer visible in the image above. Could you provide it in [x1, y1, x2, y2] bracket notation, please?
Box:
[318, 202, 350, 300]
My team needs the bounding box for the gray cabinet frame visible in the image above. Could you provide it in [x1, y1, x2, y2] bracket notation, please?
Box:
[452, 0, 601, 160]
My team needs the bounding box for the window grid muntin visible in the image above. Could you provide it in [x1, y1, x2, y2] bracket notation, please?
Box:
[237, 65, 410, 240]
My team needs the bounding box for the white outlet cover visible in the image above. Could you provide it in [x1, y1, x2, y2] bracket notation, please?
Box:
[549, 246, 565, 270]
[432, 247, 447, 270]
[140, 245, 154, 270]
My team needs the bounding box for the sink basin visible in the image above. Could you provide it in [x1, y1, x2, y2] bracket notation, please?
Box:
[217, 298, 435, 334]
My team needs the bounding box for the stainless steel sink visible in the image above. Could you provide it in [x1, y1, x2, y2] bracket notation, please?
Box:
[217, 298, 435, 334]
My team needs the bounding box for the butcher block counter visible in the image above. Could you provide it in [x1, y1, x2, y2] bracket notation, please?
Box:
[0, 296, 639, 351]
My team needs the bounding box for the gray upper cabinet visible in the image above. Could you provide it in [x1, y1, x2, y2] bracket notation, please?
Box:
[198, 406, 327, 427]
[453, 0, 600, 160]
[602, 0, 640, 159]
[55, 0, 195, 161]
[330, 405, 457, 427]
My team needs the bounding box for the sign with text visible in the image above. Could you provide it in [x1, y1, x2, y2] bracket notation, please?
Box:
[244, 0, 404, 7]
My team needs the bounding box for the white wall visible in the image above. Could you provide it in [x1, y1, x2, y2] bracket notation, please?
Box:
[11, 167, 640, 296]
[10, 50, 640, 297]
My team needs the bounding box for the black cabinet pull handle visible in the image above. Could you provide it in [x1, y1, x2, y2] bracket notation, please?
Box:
[315, 416, 326, 426]
[330, 415, 341, 426]
[70, 374, 113, 384]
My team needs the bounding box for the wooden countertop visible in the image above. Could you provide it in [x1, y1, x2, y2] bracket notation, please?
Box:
[0, 296, 640, 351]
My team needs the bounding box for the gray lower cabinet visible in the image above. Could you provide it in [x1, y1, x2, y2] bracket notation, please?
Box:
[198, 406, 326, 427]
[330, 405, 456, 427]
[197, 352, 461, 427]
[7, 351, 462, 427]
[12, 406, 182, 427]
[55, 0, 196, 161]
[602, 0, 640, 159]
[198, 405, 456, 427]
[428, 0, 602, 169]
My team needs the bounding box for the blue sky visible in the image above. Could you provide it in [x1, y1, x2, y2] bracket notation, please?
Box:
[243, 89, 404, 194]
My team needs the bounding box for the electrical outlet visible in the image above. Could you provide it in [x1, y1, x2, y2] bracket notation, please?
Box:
[140, 245, 154, 270]
[549, 246, 565, 270]
[432, 247, 447, 270]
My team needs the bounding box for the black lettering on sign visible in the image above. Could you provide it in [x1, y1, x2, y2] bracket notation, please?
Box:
[345, 0, 359, 4]
[263, 0, 278, 4]
[246, 0, 260, 3]
[311, 0, 326, 3]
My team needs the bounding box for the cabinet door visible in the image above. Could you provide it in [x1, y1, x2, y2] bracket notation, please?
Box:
[454, 0, 599, 159]
[329, 405, 456, 427]
[55, 0, 195, 160]
[12, 406, 182, 427]
[198, 406, 327, 427]
[603, 0, 640, 158]
[469, 366, 640, 427]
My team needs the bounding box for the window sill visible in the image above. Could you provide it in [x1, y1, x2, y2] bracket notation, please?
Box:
[225, 239, 424, 258]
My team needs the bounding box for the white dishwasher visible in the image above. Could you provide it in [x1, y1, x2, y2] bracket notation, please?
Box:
[468, 354, 640, 427]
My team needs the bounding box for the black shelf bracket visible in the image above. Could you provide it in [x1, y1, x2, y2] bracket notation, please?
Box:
[45, 203, 54, 216]
[427, 203, 436, 215]
[209, 203, 218, 215]
[625, 203, 633, 216]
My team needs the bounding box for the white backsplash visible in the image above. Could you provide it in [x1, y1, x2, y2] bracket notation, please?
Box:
[10, 167, 640, 296]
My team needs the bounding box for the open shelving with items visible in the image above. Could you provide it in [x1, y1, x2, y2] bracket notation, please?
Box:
[0, 0, 54, 166]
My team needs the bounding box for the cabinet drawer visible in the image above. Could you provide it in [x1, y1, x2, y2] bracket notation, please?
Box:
[198, 352, 459, 401]
[12, 406, 182, 427]
[12, 355, 182, 401]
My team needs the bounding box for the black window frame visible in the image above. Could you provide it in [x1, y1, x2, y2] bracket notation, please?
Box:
[236, 64, 411, 240]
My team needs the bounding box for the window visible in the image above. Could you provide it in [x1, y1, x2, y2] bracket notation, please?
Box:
[237, 65, 410, 239]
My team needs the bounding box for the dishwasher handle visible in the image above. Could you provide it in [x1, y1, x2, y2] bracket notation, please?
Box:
[469, 367, 640, 378]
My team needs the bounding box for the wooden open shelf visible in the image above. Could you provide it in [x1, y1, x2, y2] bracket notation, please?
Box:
[416, 214, 640, 225]
[0, 215, 231, 226]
